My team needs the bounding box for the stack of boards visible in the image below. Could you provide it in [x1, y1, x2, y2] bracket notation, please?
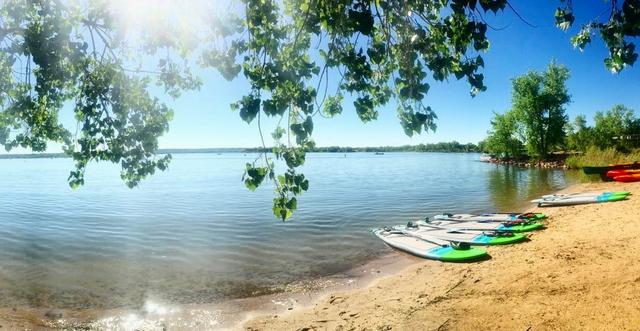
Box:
[606, 169, 640, 182]
[375, 191, 631, 262]
[374, 212, 544, 262]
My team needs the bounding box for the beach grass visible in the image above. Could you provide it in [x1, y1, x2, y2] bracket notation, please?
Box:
[565, 146, 640, 169]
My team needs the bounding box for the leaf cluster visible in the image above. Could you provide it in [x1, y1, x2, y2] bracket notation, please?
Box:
[0, 0, 201, 188]
[558, 0, 640, 73]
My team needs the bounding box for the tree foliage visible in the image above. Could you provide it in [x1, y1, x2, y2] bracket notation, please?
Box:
[483, 111, 524, 159]
[510, 62, 570, 159]
[593, 104, 640, 150]
[1, 1, 639, 220]
[0, 0, 201, 188]
[566, 105, 639, 152]
[556, 0, 640, 73]
[565, 114, 594, 152]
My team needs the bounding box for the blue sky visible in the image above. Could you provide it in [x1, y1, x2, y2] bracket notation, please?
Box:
[7, 1, 640, 152]
[156, 1, 639, 149]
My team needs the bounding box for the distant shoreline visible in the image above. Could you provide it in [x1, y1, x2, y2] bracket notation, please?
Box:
[0, 143, 482, 159]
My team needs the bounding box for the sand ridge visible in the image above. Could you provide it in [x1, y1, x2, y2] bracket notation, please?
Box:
[245, 181, 640, 330]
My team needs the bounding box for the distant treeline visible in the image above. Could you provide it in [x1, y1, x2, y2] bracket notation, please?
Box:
[246, 141, 480, 153]
[0, 142, 480, 159]
[0, 152, 69, 159]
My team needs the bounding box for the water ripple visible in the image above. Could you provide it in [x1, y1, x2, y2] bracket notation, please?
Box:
[0, 153, 575, 309]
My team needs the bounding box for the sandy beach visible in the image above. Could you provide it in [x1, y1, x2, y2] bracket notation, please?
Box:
[245, 181, 640, 330]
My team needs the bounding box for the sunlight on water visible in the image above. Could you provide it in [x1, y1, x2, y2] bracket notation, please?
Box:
[89, 299, 220, 330]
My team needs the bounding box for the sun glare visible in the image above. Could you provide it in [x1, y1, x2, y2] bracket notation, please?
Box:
[107, 0, 230, 39]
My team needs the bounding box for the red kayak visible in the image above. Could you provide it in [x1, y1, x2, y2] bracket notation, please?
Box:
[613, 174, 640, 182]
[606, 169, 640, 178]
[583, 161, 640, 181]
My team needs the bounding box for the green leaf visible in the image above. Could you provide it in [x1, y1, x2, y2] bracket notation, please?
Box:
[323, 94, 344, 117]
[243, 163, 268, 191]
[237, 94, 261, 123]
[354, 95, 377, 122]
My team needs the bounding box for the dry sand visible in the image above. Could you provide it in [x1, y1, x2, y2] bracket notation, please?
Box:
[245, 181, 640, 331]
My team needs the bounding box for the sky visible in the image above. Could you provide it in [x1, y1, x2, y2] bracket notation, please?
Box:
[157, 0, 640, 148]
[6, 0, 640, 152]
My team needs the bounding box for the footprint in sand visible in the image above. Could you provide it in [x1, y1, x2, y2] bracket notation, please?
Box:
[329, 296, 346, 304]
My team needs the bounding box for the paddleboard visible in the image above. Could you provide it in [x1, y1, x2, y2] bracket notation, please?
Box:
[540, 191, 630, 200]
[373, 228, 488, 262]
[394, 223, 526, 245]
[433, 212, 545, 222]
[532, 193, 628, 206]
[419, 219, 544, 232]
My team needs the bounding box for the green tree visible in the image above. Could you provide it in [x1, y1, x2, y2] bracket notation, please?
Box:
[593, 104, 640, 151]
[2, 1, 640, 220]
[484, 111, 524, 159]
[565, 114, 595, 152]
[477, 139, 487, 153]
[511, 62, 570, 159]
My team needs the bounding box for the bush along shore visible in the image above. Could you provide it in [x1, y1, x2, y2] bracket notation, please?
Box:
[481, 154, 569, 169]
[483, 147, 640, 170]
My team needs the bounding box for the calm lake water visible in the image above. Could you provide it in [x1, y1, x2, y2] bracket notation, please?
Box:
[0, 153, 576, 310]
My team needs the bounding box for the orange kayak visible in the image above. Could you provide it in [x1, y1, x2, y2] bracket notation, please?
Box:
[613, 173, 640, 182]
[606, 169, 640, 178]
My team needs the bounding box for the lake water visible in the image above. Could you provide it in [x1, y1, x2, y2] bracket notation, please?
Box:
[0, 153, 576, 312]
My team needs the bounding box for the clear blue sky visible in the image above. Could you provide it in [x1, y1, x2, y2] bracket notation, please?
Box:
[9, 1, 640, 152]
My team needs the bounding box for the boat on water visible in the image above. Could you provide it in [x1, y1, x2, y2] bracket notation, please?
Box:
[374, 152, 384, 155]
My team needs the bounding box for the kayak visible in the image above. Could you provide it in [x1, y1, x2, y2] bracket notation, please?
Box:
[606, 169, 640, 178]
[582, 162, 640, 176]
[394, 223, 527, 245]
[532, 192, 628, 206]
[613, 174, 640, 182]
[433, 212, 545, 222]
[373, 228, 488, 262]
[419, 219, 544, 233]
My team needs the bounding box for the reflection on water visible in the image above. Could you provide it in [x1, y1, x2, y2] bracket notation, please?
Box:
[0, 153, 578, 312]
[486, 165, 580, 211]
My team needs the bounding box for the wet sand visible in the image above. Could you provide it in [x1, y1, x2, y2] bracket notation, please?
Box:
[245, 181, 640, 330]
